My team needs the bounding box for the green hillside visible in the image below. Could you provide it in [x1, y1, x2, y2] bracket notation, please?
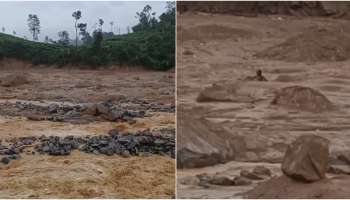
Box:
[0, 27, 174, 70]
[0, 33, 70, 66]
[0, 3, 175, 70]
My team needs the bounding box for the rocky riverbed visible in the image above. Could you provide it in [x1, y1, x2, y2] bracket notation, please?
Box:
[0, 99, 174, 124]
[0, 63, 175, 198]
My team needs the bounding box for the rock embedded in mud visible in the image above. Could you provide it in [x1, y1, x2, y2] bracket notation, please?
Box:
[282, 135, 330, 182]
[37, 136, 80, 156]
[196, 173, 212, 188]
[240, 169, 264, 180]
[183, 49, 194, 55]
[271, 86, 333, 112]
[209, 175, 235, 186]
[337, 152, 350, 165]
[1, 157, 10, 164]
[48, 104, 59, 113]
[253, 166, 272, 177]
[20, 137, 36, 145]
[179, 176, 200, 186]
[96, 102, 111, 115]
[2, 146, 19, 155]
[81, 103, 98, 115]
[328, 165, 350, 175]
[233, 176, 252, 186]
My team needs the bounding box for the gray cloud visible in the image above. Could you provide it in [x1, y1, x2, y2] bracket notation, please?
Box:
[0, 1, 168, 41]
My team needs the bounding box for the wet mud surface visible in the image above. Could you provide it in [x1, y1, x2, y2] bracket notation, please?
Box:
[177, 12, 350, 198]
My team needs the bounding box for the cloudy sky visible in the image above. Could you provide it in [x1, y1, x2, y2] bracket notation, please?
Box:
[0, 1, 168, 41]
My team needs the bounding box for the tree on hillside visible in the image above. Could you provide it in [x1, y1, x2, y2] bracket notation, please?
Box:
[1, 27, 5, 33]
[49, 38, 56, 44]
[58, 31, 70, 46]
[27, 14, 40, 41]
[162, 2, 176, 24]
[12, 31, 16, 35]
[127, 26, 131, 34]
[72, 10, 82, 48]
[98, 18, 104, 31]
[165, 1, 175, 11]
[132, 5, 158, 32]
[91, 22, 98, 31]
[109, 21, 114, 33]
[77, 23, 87, 37]
[45, 36, 49, 43]
[78, 23, 92, 44]
[81, 32, 93, 44]
[158, 1, 176, 32]
[92, 30, 103, 50]
[102, 32, 114, 39]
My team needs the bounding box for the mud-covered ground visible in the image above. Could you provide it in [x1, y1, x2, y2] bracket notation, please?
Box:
[177, 12, 350, 198]
[0, 60, 175, 198]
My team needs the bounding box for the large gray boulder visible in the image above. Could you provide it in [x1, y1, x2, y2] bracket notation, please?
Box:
[282, 135, 330, 182]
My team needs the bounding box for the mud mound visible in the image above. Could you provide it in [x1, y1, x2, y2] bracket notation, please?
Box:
[245, 175, 350, 198]
[0, 74, 30, 87]
[177, 108, 246, 168]
[271, 85, 333, 112]
[178, 25, 254, 42]
[256, 27, 350, 62]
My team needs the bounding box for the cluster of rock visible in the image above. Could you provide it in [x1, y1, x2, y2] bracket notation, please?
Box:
[0, 128, 175, 165]
[181, 166, 272, 188]
[118, 98, 175, 113]
[0, 100, 174, 124]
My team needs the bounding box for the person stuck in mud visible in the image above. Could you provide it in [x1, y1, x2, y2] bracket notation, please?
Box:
[244, 69, 268, 81]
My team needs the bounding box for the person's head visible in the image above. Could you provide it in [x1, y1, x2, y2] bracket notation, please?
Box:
[256, 69, 262, 76]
